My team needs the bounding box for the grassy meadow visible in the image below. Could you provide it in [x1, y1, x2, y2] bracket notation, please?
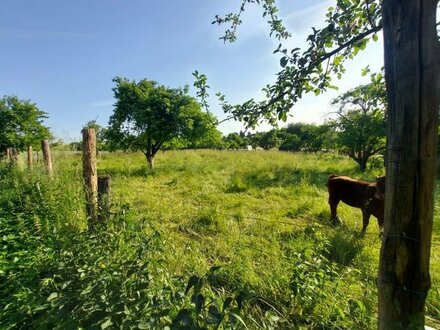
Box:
[1, 149, 439, 329]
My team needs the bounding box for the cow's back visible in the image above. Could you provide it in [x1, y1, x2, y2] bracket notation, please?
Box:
[328, 175, 372, 208]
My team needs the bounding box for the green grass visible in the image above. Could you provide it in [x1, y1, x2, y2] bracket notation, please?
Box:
[1, 149, 439, 329]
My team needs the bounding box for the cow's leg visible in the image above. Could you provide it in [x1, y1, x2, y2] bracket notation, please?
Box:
[377, 215, 384, 237]
[361, 210, 371, 233]
[329, 198, 339, 223]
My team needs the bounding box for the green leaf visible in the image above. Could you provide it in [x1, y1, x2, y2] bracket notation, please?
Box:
[209, 265, 221, 272]
[185, 275, 200, 294]
[333, 55, 343, 66]
[47, 292, 58, 302]
[208, 305, 222, 324]
[100, 318, 113, 330]
[229, 311, 248, 328]
[138, 322, 149, 329]
[192, 293, 205, 314]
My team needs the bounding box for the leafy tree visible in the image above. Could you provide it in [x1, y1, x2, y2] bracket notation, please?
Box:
[259, 129, 281, 150]
[207, 1, 440, 326]
[189, 127, 223, 149]
[282, 123, 335, 152]
[222, 132, 246, 150]
[330, 76, 386, 171]
[0, 96, 51, 154]
[69, 141, 81, 151]
[304, 124, 335, 152]
[107, 77, 215, 168]
[285, 123, 311, 143]
[186, 113, 223, 149]
[247, 131, 263, 149]
[278, 133, 301, 152]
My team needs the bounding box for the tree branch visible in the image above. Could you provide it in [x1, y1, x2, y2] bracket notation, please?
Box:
[263, 24, 383, 111]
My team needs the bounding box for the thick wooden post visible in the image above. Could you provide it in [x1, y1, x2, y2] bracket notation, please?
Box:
[27, 145, 33, 170]
[5, 148, 11, 162]
[10, 148, 18, 165]
[98, 175, 111, 222]
[82, 128, 98, 225]
[41, 140, 53, 175]
[379, 1, 440, 328]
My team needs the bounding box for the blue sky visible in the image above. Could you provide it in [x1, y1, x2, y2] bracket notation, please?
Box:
[0, 1, 383, 141]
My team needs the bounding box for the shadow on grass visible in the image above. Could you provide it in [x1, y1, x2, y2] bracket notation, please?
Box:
[98, 166, 154, 178]
[225, 165, 361, 192]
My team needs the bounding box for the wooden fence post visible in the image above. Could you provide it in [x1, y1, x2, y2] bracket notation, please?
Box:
[41, 140, 53, 175]
[10, 148, 18, 165]
[27, 145, 33, 170]
[5, 148, 11, 162]
[98, 175, 111, 222]
[82, 128, 98, 226]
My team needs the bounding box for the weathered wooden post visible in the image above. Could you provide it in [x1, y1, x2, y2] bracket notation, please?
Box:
[41, 140, 53, 175]
[10, 148, 18, 165]
[82, 128, 98, 226]
[379, 1, 440, 328]
[5, 148, 11, 162]
[27, 145, 33, 170]
[98, 175, 111, 222]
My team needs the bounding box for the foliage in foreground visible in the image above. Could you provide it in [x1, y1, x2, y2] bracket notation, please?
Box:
[1, 151, 439, 329]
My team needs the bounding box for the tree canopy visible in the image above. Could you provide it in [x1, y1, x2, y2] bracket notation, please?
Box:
[206, 0, 383, 128]
[0, 95, 51, 154]
[107, 77, 217, 168]
[330, 73, 386, 171]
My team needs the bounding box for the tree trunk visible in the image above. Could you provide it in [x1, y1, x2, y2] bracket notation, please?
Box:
[145, 153, 154, 169]
[145, 137, 158, 169]
[378, 1, 440, 328]
[359, 157, 368, 173]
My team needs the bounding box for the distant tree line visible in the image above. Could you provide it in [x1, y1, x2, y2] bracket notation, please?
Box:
[67, 76, 388, 172]
[0, 76, 387, 173]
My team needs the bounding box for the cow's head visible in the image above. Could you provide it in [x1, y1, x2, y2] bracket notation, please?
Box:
[375, 176, 386, 200]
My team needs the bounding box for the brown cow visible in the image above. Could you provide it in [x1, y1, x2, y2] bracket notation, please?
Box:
[327, 174, 386, 232]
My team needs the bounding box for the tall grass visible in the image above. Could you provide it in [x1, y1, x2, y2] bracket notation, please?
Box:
[1, 149, 439, 329]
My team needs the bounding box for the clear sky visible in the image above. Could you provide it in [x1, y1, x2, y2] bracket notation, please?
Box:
[0, 0, 383, 142]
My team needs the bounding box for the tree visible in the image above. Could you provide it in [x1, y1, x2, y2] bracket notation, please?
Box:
[330, 76, 386, 171]
[305, 124, 335, 153]
[259, 129, 281, 150]
[0, 95, 51, 154]
[107, 77, 216, 168]
[209, 0, 440, 327]
[278, 133, 301, 152]
[222, 132, 246, 150]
